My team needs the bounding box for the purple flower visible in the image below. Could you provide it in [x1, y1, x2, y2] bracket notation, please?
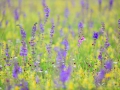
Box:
[19, 80, 29, 90]
[35, 75, 40, 84]
[17, 25, 26, 39]
[50, 22, 55, 37]
[55, 48, 67, 64]
[80, 0, 85, 8]
[20, 43, 27, 56]
[98, 69, 106, 80]
[7, 0, 11, 7]
[5, 44, 9, 57]
[32, 23, 37, 37]
[20, 28, 26, 39]
[104, 41, 110, 48]
[2, 10, 6, 16]
[104, 60, 113, 71]
[98, 0, 102, 5]
[59, 29, 64, 36]
[118, 19, 120, 25]
[42, 0, 46, 7]
[6, 20, 9, 26]
[44, 6, 50, 18]
[46, 44, 51, 54]
[64, 7, 69, 18]
[40, 23, 44, 33]
[78, 22, 83, 29]
[98, 54, 102, 60]
[61, 39, 69, 50]
[14, 9, 19, 21]
[60, 65, 71, 83]
[13, 62, 22, 78]
[95, 69, 106, 86]
[93, 32, 99, 39]
[109, 0, 113, 10]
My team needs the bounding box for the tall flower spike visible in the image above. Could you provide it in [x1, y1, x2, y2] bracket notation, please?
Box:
[64, 7, 69, 18]
[109, 0, 113, 10]
[61, 39, 69, 51]
[14, 9, 19, 21]
[13, 62, 22, 78]
[56, 49, 67, 64]
[20, 43, 27, 56]
[40, 23, 44, 33]
[50, 22, 55, 38]
[5, 44, 9, 58]
[95, 69, 106, 86]
[44, 6, 50, 23]
[98, 0, 102, 5]
[118, 19, 120, 29]
[60, 64, 71, 85]
[78, 22, 83, 29]
[17, 25, 26, 40]
[32, 23, 37, 37]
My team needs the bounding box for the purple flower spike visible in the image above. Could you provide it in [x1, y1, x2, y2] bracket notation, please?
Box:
[109, 0, 114, 10]
[20, 28, 26, 39]
[13, 62, 22, 78]
[104, 60, 113, 71]
[44, 6, 50, 18]
[93, 32, 99, 39]
[64, 7, 69, 18]
[78, 22, 83, 29]
[95, 69, 106, 86]
[98, 0, 102, 5]
[104, 41, 110, 48]
[5, 44, 9, 58]
[17, 25, 26, 39]
[32, 23, 37, 37]
[61, 39, 69, 50]
[19, 80, 29, 90]
[118, 19, 120, 25]
[50, 22, 55, 37]
[20, 45, 27, 56]
[60, 65, 71, 83]
[14, 9, 19, 21]
[40, 23, 44, 33]
[98, 69, 106, 80]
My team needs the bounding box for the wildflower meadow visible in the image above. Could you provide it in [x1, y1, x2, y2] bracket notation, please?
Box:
[0, 0, 120, 90]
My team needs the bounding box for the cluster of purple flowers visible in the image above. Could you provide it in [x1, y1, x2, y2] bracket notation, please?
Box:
[61, 39, 69, 51]
[50, 22, 55, 38]
[14, 9, 19, 21]
[78, 22, 83, 29]
[60, 64, 71, 87]
[18, 25, 28, 57]
[93, 32, 99, 39]
[5, 44, 9, 58]
[13, 62, 22, 78]
[20, 42, 27, 56]
[32, 23, 37, 37]
[95, 60, 113, 86]
[40, 23, 44, 33]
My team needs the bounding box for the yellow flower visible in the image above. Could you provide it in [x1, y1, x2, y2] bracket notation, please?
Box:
[32, 80, 36, 89]
[14, 86, 19, 90]
[68, 82, 74, 90]
[46, 80, 51, 90]
[105, 73, 111, 78]
[78, 68, 84, 77]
